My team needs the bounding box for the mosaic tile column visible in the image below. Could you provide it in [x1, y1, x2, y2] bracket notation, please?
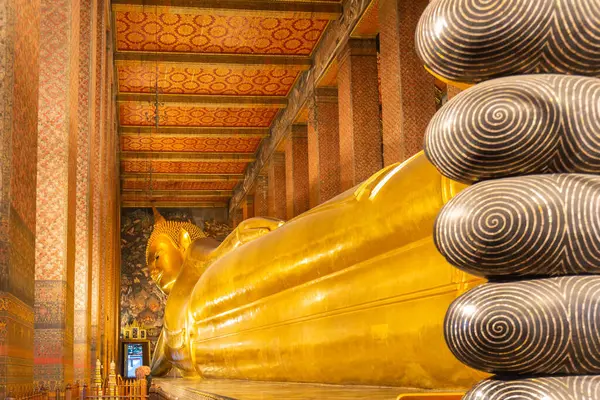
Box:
[307, 88, 341, 208]
[267, 152, 287, 220]
[0, 0, 40, 395]
[337, 38, 382, 191]
[417, 0, 600, 398]
[378, 0, 435, 166]
[242, 196, 255, 220]
[285, 125, 309, 219]
[73, 0, 95, 382]
[34, 0, 80, 388]
[90, 0, 106, 373]
[253, 175, 269, 218]
[231, 209, 243, 228]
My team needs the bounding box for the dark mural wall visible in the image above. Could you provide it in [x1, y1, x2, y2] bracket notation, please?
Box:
[120, 208, 231, 354]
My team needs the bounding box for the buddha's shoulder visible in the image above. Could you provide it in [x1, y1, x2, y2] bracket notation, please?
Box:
[187, 236, 220, 261]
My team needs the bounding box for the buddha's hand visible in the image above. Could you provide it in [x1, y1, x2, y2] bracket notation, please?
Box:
[235, 217, 284, 243]
[213, 217, 285, 259]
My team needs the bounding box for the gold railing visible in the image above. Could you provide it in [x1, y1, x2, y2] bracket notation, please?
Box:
[8, 361, 148, 400]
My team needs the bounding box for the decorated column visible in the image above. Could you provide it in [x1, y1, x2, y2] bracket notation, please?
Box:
[0, 0, 40, 395]
[378, 0, 436, 165]
[253, 175, 269, 218]
[73, 0, 96, 382]
[337, 38, 382, 190]
[242, 196, 255, 221]
[267, 152, 287, 220]
[285, 125, 309, 219]
[307, 88, 341, 208]
[34, 0, 80, 388]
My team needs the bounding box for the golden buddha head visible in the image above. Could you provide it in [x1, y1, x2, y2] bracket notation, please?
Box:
[146, 207, 206, 295]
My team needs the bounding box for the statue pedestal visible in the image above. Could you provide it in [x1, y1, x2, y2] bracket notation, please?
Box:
[153, 378, 463, 400]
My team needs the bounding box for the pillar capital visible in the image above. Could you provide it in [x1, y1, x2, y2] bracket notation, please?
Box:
[311, 87, 338, 104]
[291, 124, 308, 138]
[272, 151, 286, 165]
[339, 38, 378, 62]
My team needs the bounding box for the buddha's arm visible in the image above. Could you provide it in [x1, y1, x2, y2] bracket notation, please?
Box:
[208, 217, 284, 260]
[164, 237, 220, 332]
[150, 329, 171, 376]
[157, 238, 221, 376]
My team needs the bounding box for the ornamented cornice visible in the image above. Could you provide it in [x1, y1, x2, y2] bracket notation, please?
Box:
[229, 0, 373, 213]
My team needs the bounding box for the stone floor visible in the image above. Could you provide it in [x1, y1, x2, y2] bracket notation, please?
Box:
[153, 378, 464, 400]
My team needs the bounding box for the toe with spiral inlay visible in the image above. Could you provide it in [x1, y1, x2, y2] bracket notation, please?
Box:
[445, 276, 600, 375]
[424, 75, 600, 183]
[435, 174, 600, 278]
[416, 0, 600, 83]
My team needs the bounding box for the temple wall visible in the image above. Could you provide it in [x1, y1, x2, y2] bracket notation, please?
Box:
[0, 0, 120, 392]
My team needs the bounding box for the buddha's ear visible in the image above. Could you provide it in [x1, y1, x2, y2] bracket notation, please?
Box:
[179, 227, 192, 253]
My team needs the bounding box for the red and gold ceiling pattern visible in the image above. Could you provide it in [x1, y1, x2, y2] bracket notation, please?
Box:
[115, 3, 337, 205]
[119, 103, 279, 127]
[117, 62, 301, 96]
[121, 160, 248, 174]
[122, 180, 239, 191]
[121, 136, 262, 153]
[115, 11, 328, 55]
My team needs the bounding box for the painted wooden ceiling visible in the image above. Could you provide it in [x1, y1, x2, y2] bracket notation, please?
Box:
[114, 0, 340, 208]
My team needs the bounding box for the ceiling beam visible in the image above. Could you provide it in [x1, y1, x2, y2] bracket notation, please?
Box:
[229, 0, 374, 214]
[111, 0, 341, 19]
[120, 152, 255, 162]
[121, 173, 243, 181]
[117, 93, 287, 108]
[119, 126, 269, 137]
[122, 190, 233, 196]
[114, 52, 312, 69]
[122, 201, 229, 208]
[120, 132, 267, 140]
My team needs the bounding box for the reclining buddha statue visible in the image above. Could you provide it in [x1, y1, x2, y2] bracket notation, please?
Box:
[147, 152, 486, 390]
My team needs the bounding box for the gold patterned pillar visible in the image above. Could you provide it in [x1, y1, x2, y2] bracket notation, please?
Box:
[0, 0, 40, 395]
[253, 175, 268, 217]
[90, 0, 106, 374]
[378, 0, 436, 165]
[307, 88, 340, 208]
[73, 0, 96, 382]
[267, 152, 287, 220]
[231, 209, 243, 228]
[337, 38, 382, 191]
[285, 125, 309, 219]
[242, 196, 255, 220]
[34, 0, 80, 388]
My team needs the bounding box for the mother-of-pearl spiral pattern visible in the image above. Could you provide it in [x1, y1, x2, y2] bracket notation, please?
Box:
[424, 75, 600, 184]
[463, 375, 600, 400]
[435, 174, 600, 277]
[445, 276, 600, 375]
[416, 0, 600, 84]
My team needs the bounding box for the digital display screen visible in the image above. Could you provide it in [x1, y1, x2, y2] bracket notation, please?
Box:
[124, 343, 144, 378]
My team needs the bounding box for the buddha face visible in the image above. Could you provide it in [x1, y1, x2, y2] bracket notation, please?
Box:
[147, 233, 185, 295]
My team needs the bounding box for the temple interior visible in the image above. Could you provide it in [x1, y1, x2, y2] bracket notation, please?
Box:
[1, 0, 599, 399]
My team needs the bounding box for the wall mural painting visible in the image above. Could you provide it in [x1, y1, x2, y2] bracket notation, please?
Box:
[120, 208, 232, 353]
